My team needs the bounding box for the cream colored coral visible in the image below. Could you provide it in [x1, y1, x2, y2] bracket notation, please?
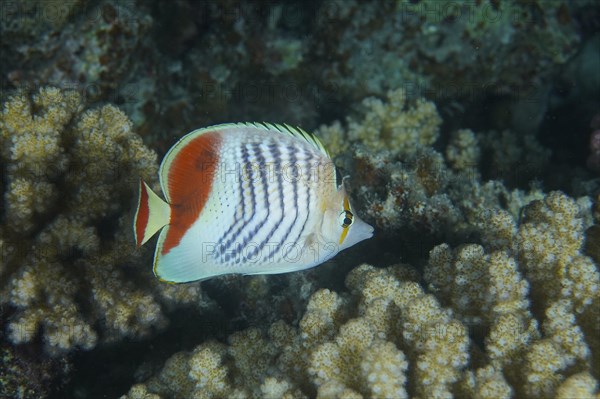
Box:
[523, 340, 565, 397]
[406, 311, 469, 399]
[132, 264, 417, 399]
[555, 372, 599, 399]
[300, 288, 348, 346]
[485, 312, 539, 369]
[517, 191, 599, 313]
[316, 381, 362, 399]
[124, 239, 598, 399]
[269, 321, 310, 389]
[146, 352, 195, 398]
[0, 88, 79, 233]
[479, 208, 516, 250]
[188, 342, 230, 397]
[316, 89, 441, 158]
[228, 328, 277, 389]
[460, 365, 513, 399]
[345, 263, 387, 295]
[348, 264, 471, 399]
[487, 251, 530, 316]
[360, 341, 408, 399]
[120, 384, 162, 399]
[1, 87, 77, 177]
[308, 316, 410, 398]
[540, 300, 590, 373]
[260, 377, 306, 399]
[66, 103, 158, 218]
[157, 283, 210, 309]
[345, 265, 404, 342]
[349, 89, 441, 156]
[428, 191, 598, 398]
[0, 87, 177, 355]
[309, 318, 377, 389]
[448, 244, 489, 322]
[315, 120, 348, 157]
[7, 252, 98, 354]
[446, 129, 480, 171]
[424, 244, 455, 297]
[309, 341, 347, 387]
[425, 244, 530, 326]
[37, 215, 100, 257]
[520, 309, 593, 397]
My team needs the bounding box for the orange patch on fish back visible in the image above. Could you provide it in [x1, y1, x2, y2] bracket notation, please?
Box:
[162, 132, 221, 255]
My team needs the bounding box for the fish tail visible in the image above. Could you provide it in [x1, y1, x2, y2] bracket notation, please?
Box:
[134, 179, 171, 247]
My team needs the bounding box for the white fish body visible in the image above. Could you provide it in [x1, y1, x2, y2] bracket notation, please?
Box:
[134, 123, 373, 283]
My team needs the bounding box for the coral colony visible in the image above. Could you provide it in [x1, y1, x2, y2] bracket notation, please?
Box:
[0, 1, 598, 398]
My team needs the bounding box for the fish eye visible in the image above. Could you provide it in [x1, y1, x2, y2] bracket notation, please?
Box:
[339, 210, 354, 228]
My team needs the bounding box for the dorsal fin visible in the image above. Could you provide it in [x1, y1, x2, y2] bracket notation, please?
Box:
[246, 122, 331, 158]
[159, 123, 331, 197]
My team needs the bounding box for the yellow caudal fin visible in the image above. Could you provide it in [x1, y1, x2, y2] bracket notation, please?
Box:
[134, 179, 171, 247]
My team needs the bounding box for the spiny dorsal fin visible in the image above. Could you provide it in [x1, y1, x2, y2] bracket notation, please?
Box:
[247, 122, 331, 158]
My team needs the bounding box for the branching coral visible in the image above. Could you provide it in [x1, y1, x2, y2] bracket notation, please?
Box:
[425, 244, 531, 329]
[317, 90, 503, 239]
[2, 2, 598, 399]
[318, 88, 441, 159]
[517, 192, 598, 313]
[298, 83, 600, 399]
[459, 365, 513, 399]
[0, 87, 210, 356]
[555, 372, 600, 399]
[446, 129, 480, 172]
[124, 263, 473, 399]
[426, 242, 539, 395]
[426, 191, 599, 397]
[122, 185, 600, 399]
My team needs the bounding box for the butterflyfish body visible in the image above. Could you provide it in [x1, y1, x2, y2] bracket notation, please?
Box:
[134, 122, 373, 283]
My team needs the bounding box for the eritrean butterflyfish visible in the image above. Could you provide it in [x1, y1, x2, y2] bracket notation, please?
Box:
[134, 122, 373, 283]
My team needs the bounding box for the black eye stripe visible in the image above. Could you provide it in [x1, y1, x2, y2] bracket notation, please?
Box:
[335, 167, 343, 187]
